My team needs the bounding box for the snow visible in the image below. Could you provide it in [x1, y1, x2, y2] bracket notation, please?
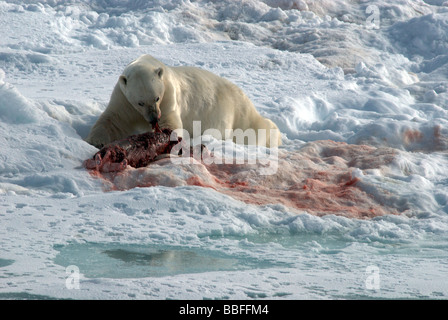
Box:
[1, 0, 448, 299]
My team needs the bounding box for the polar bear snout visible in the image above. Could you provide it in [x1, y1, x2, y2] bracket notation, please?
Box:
[133, 99, 161, 124]
[140, 104, 161, 126]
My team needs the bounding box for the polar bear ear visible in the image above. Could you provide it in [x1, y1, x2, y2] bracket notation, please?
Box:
[155, 67, 164, 78]
[119, 75, 127, 86]
[119, 75, 127, 92]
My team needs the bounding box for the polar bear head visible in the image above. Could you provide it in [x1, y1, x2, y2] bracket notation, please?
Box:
[119, 62, 165, 126]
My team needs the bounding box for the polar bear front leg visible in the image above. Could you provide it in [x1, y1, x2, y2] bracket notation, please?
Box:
[86, 115, 130, 148]
[85, 120, 113, 148]
[158, 111, 184, 138]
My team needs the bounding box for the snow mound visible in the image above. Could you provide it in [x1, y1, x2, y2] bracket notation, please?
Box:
[0, 75, 42, 124]
[390, 13, 448, 59]
[0, 77, 97, 195]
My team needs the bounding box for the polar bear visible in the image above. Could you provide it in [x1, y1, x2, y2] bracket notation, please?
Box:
[85, 54, 281, 148]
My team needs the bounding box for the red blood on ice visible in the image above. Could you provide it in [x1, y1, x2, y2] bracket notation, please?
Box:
[401, 125, 447, 151]
[186, 176, 217, 190]
[85, 133, 399, 219]
[200, 142, 395, 219]
[403, 129, 423, 146]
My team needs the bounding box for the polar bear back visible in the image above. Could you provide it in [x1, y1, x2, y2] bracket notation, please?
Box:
[166, 65, 281, 147]
[170, 66, 255, 131]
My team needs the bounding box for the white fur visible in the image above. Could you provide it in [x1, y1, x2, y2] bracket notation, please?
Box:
[86, 54, 281, 148]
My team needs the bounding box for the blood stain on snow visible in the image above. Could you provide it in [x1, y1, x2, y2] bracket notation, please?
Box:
[401, 125, 448, 151]
[201, 144, 394, 219]
[403, 129, 423, 146]
[88, 140, 399, 219]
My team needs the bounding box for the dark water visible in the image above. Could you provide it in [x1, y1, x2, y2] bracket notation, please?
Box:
[53, 242, 290, 278]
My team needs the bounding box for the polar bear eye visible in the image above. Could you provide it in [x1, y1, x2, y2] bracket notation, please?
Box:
[138, 102, 145, 107]
[155, 97, 160, 102]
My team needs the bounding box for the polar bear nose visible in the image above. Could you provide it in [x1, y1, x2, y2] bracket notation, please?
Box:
[138, 101, 145, 107]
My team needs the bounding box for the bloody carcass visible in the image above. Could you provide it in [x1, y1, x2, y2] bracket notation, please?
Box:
[84, 127, 182, 172]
